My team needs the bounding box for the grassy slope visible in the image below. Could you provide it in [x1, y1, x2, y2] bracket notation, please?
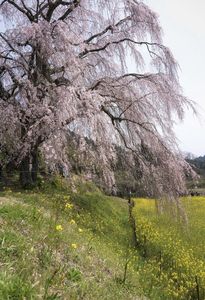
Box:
[0, 179, 144, 300]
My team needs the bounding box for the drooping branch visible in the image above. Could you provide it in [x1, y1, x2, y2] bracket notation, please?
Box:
[101, 104, 156, 131]
[89, 73, 153, 91]
[118, 92, 155, 117]
[101, 104, 172, 157]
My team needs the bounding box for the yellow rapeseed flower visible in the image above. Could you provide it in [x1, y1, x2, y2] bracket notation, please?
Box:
[65, 203, 73, 209]
[56, 224, 63, 231]
[70, 219, 76, 225]
[71, 243, 77, 249]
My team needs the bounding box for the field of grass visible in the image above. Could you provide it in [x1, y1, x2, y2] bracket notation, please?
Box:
[0, 177, 145, 300]
[2, 174, 205, 300]
[132, 197, 205, 300]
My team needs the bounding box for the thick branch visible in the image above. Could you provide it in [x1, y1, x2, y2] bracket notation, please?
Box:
[58, 0, 80, 21]
[101, 105, 154, 130]
[89, 73, 153, 91]
[85, 16, 132, 44]
[0, 0, 35, 21]
[0, 33, 28, 65]
[1, 0, 80, 22]
[102, 105, 171, 155]
[79, 39, 165, 58]
[46, 0, 74, 21]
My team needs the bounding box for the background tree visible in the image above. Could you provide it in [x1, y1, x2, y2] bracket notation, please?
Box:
[0, 0, 195, 195]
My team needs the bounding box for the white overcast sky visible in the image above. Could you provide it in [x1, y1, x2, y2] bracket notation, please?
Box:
[146, 0, 205, 156]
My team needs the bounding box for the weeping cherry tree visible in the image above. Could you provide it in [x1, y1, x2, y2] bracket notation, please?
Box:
[0, 0, 195, 197]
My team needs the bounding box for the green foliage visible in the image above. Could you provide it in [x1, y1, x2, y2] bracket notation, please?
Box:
[186, 155, 205, 191]
[66, 268, 82, 282]
[0, 273, 36, 299]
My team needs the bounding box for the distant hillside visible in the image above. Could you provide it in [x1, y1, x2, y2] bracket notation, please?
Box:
[187, 155, 205, 176]
[186, 155, 205, 176]
[186, 155, 205, 191]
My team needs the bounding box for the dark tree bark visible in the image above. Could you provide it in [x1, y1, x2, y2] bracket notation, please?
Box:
[31, 146, 39, 183]
[19, 154, 33, 187]
[19, 145, 39, 187]
[0, 165, 3, 183]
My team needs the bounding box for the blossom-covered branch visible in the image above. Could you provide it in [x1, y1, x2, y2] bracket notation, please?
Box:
[0, 0, 195, 195]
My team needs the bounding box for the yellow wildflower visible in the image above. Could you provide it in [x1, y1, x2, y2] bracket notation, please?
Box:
[78, 228, 83, 233]
[56, 224, 63, 231]
[71, 243, 77, 249]
[65, 203, 73, 209]
[70, 219, 76, 225]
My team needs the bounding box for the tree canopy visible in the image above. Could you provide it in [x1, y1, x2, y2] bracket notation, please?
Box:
[0, 0, 194, 196]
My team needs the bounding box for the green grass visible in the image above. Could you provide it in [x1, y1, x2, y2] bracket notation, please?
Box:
[0, 178, 144, 299]
[133, 197, 205, 300]
[3, 177, 205, 299]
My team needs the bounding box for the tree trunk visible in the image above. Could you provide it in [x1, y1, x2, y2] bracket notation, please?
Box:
[0, 165, 2, 182]
[31, 146, 39, 183]
[19, 154, 33, 188]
